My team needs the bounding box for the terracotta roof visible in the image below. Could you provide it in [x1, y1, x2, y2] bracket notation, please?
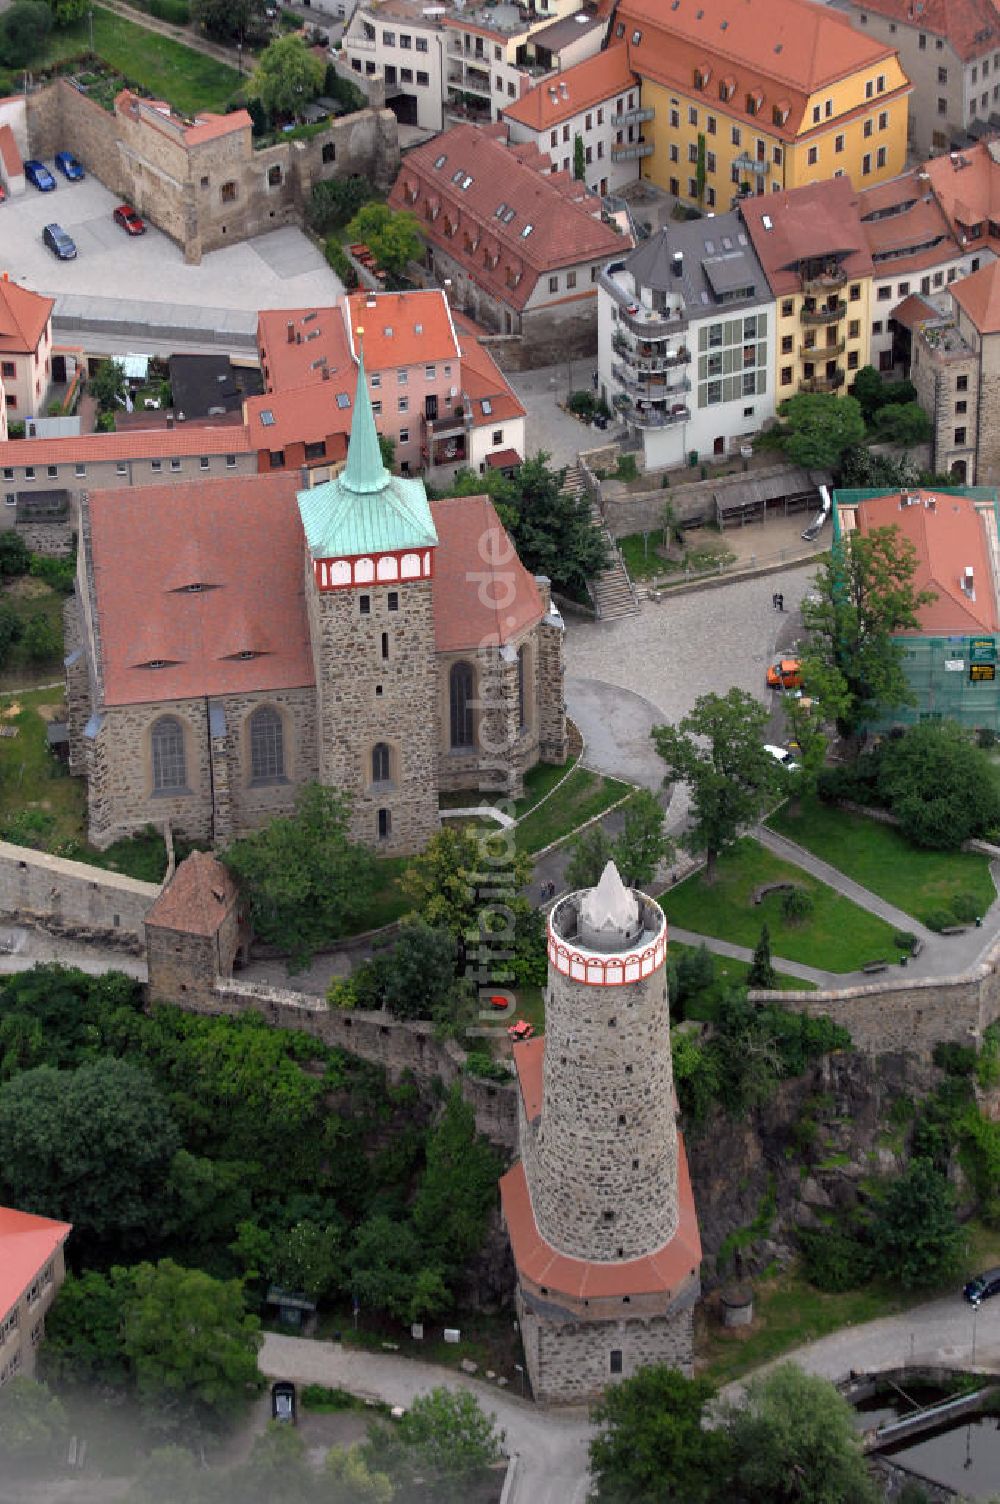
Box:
[0, 1206, 71, 1322]
[500, 1134, 701, 1301]
[345, 289, 460, 368]
[486, 446, 523, 467]
[184, 110, 252, 146]
[0, 423, 253, 467]
[860, 174, 957, 276]
[0, 124, 22, 177]
[847, 0, 999, 61]
[891, 291, 939, 328]
[88, 473, 316, 707]
[855, 488, 1000, 632]
[0, 278, 53, 356]
[258, 305, 355, 395]
[952, 258, 1000, 332]
[513, 1035, 543, 1120]
[116, 90, 251, 147]
[457, 327, 527, 426]
[740, 178, 873, 294]
[145, 850, 239, 936]
[245, 385, 353, 455]
[503, 43, 636, 131]
[924, 142, 1000, 247]
[388, 123, 627, 311]
[430, 494, 544, 650]
[616, 0, 905, 141]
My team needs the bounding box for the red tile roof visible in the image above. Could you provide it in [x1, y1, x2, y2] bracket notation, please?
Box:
[952, 259, 1000, 333]
[513, 1035, 543, 1120]
[849, 0, 999, 61]
[500, 1135, 701, 1301]
[924, 142, 1000, 248]
[345, 288, 460, 368]
[617, 0, 904, 141]
[389, 123, 627, 311]
[88, 473, 316, 707]
[456, 323, 527, 427]
[145, 850, 238, 937]
[487, 447, 523, 467]
[116, 90, 251, 147]
[0, 277, 53, 356]
[245, 384, 353, 456]
[891, 291, 939, 328]
[0, 423, 253, 467]
[860, 172, 958, 276]
[430, 494, 544, 650]
[0, 1206, 71, 1322]
[855, 488, 999, 632]
[258, 305, 355, 395]
[503, 43, 637, 131]
[0, 124, 22, 178]
[740, 178, 873, 294]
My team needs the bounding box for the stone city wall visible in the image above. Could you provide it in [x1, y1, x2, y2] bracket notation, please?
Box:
[594, 464, 808, 538]
[201, 978, 518, 1148]
[0, 839, 160, 946]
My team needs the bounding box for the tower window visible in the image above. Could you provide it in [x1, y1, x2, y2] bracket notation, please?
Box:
[632, 1158, 640, 1169]
[377, 808, 391, 840]
[381, 631, 389, 660]
[608, 1017, 617, 1028]
[372, 742, 391, 784]
[618, 1113, 626, 1125]
[603, 1210, 615, 1222]
[449, 660, 475, 748]
[360, 594, 371, 615]
[388, 591, 399, 611]
[517, 643, 528, 730]
[610, 1350, 623, 1374]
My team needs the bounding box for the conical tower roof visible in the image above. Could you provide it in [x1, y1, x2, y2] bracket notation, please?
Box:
[297, 334, 438, 558]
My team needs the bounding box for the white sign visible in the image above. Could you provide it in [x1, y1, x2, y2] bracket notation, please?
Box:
[443, 1328, 461, 1344]
[944, 659, 965, 672]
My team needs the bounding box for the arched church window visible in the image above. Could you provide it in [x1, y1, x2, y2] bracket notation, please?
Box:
[250, 706, 284, 782]
[152, 716, 186, 793]
[449, 661, 474, 749]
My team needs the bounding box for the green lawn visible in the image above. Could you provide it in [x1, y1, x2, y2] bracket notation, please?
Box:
[0, 687, 87, 850]
[437, 755, 580, 817]
[41, 8, 241, 116]
[515, 765, 632, 854]
[620, 530, 672, 581]
[660, 838, 903, 973]
[768, 796, 996, 927]
[699, 1219, 1000, 1386]
[0, 577, 66, 689]
[351, 856, 412, 932]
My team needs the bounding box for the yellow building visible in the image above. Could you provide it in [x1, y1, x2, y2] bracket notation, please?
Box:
[740, 179, 874, 400]
[612, 0, 910, 210]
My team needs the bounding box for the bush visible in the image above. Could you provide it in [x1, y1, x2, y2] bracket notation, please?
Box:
[464, 1051, 510, 1082]
[300, 1383, 359, 1412]
[30, 553, 76, 594]
[932, 1041, 977, 1077]
[0, 532, 30, 578]
[781, 886, 813, 923]
[951, 890, 982, 924]
[798, 1224, 872, 1292]
[922, 907, 956, 932]
[615, 453, 639, 481]
[21, 613, 60, 662]
[567, 390, 596, 419]
[148, 0, 189, 19]
[324, 236, 358, 288]
[893, 929, 917, 953]
[7, 421, 24, 439]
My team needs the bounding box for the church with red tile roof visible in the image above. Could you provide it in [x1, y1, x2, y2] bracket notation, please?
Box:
[66, 358, 567, 854]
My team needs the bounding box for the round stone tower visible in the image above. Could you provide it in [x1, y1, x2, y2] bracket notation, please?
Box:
[532, 861, 677, 1262]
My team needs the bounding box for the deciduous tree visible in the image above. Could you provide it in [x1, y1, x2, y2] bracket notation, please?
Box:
[0, 1378, 67, 1469]
[589, 1365, 726, 1503]
[41, 1268, 133, 1386]
[89, 358, 127, 414]
[777, 392, 865, 471]
[344, 202, 422, 280]
[0, 1, 52, 67]
[800, 524, 937, 736]
[871, 1157, 965, 1288]
[365, 1387, 504, 1502]
[612, 788, 670, 887]
[652, 689, 780, 881]
[565, 823, 614, 890]
[326, 1444, 395, 1504]
[875, 720, 1000, 849]
[249, 34, 326, 121]
[191, 0, 267, 45]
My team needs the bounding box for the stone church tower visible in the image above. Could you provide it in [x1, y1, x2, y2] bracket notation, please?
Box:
[500, 862, 701, 1405]
[299, 339, 440, 854]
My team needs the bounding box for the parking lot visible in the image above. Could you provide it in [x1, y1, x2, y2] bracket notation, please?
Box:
[0, 168, 341, 315]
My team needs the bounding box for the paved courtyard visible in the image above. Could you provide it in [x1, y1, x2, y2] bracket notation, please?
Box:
[508, 359, 613, 467]
[0, 171, 341, 323]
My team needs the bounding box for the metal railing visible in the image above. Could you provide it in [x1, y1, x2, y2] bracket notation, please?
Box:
[800, 302, 846, 325]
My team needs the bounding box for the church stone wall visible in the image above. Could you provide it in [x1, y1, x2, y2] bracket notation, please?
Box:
[0, 839, 158, 943]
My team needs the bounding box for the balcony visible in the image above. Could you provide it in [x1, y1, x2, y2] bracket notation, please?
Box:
[610, 106, 655, 127]
[620, 401, 690, 429]
[611, 141, 654, 162]
[733, 152, 770, 178]
[800, 338, 846, 359]
[800, 301, 846, 326]
[424, 409, 467, 438]
[802, 266, 848, 294]
[799, 371, 845, 393]
[612, 362, 691, 396]
[600, 269, 687, 336]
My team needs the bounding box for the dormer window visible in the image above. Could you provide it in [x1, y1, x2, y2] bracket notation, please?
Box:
[185, 583, 203, 593]
[146, 660, 167, 670]
[694, 64, 711, 89]
[434, 153, 447, 168]
[719, 76, 736, 101]
[237, 649, 257, 660]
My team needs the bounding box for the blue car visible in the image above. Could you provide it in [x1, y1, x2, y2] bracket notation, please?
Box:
[53, 151, 85, 181]
[24, 160, 56, 192]
[43, 223, 76, 260]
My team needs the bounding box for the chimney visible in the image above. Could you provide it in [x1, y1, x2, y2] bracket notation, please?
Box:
[166, 415, 174, 429]
[322, 366, 331, 381]
[672, 251, 684, 277]
[286, 321, 295, 343]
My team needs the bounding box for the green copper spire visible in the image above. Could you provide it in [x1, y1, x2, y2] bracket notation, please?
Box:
[340, 338, 391, 496]
[296, 333, 438, 560]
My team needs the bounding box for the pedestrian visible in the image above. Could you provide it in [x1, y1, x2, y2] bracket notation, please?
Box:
[777, 592, 784, 612]
[771, 591, 778, 610]
[592, 370, 599, 391]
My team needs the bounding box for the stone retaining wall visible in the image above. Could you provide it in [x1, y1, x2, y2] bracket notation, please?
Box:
[203, 979, 517, 1148]
[0, 839, 160, 946]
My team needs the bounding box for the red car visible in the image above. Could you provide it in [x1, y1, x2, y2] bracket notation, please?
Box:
[507, 1020, 534, 1042]
[113, 204, 146, 235]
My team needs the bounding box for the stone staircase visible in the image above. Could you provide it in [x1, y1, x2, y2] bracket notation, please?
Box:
[566, 465, 640, 622]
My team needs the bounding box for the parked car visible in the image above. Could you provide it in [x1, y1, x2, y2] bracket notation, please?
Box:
[54, 151, 85, 181]
[766, 657, 803, 691]
[42, 223, 77, 260]
[0, 184, 6, 204]
[24, 160, 56, 192]
[508, 1020, 534, 1042]
[963, 1268, 1000, 1307]
[271, 1380, 296, 1424]
[764, 743, 801, 772]
[113, 204, 146, 235]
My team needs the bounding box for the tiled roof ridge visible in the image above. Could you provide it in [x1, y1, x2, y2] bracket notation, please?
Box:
[0, 279, 53, 352]
[851, 0, 1000, 60]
